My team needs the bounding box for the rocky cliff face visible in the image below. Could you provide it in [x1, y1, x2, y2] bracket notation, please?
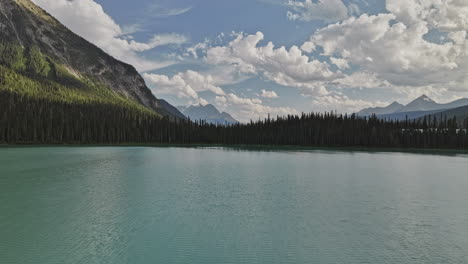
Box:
[0, 0, 184, 119]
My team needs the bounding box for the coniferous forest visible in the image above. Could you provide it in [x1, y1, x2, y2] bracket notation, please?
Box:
[2, 90, 468, 149]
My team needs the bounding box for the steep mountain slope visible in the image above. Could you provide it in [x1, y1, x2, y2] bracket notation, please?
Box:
[178, 104, 239, 125]
[357, 101, 404, 116]
[0, 0, 184, 119]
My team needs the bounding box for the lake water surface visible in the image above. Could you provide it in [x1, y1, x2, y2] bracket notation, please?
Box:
[1, 147, 468, 263]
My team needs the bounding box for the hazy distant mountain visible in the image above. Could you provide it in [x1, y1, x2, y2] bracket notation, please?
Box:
[379, 109, 447, 121]
[418, 105, 468, 125]
[358, 101, 404, 116]
[178, 104, 239, 125]
[437, 98, 468, 111]
[398, 95, 439, 112]
[357, 95, 468, 118]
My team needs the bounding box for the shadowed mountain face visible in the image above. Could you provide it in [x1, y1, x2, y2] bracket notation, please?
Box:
[358, 95, 468, 120]
[0, 0, 184, 119]
[178, 104, 239, 125]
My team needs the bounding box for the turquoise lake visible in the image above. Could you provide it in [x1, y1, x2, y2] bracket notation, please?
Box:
[1, 147, 468, 263]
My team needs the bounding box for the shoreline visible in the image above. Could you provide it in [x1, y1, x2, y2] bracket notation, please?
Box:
[1, 143, 468, 156]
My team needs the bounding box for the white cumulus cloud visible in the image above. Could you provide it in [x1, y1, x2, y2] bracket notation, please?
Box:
[261, 89, 279, 98]
[302, 13, 468, 89]
[144, 68, 296, 121]
[312, 93, 387, 113]
[286, 0, 350, 22]
[215, 93, 299, 122]
[32, 0, 187, 72]
[386, 0, 468, 32]
[205, 32, 338, 96]
[143, 70, 226, 105]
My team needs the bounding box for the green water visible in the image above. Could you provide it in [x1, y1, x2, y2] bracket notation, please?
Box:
[1, 147, 468, 264]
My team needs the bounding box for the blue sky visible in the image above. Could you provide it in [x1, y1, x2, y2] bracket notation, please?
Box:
[33, 0, 468, 121]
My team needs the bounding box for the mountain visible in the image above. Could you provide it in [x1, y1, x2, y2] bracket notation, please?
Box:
[379, 109, 447, 121]
[402, 95, 468, 112]
[357, 101, 404, 116]
[419, 105, 468, 125]
[0, 0, 184, 119]
[357, 95, 468, 119]
[397, 95, 468, 115]
[397, 95, 438, 112]
[178, 104, 239, 125]
[439, 98, 468, 110]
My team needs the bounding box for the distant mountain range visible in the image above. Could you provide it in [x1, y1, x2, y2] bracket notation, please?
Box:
[178, 104, 239, 125]
[357, 95, 468, 121]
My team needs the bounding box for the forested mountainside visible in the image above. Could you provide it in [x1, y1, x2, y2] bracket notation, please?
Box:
[0, 0, 184, 118]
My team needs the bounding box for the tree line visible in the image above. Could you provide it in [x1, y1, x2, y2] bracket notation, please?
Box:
[2, 90, 468, 149]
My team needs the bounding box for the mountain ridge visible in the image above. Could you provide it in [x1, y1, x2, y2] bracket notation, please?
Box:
[357, 95, 468, 117]
[357, 101, 404, 116]
[0, 0, 184, 119]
